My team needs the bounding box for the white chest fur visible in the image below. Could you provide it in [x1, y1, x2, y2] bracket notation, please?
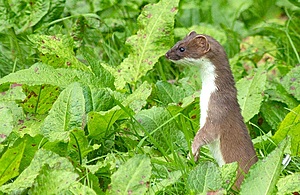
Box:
[182, 57, 225, 166]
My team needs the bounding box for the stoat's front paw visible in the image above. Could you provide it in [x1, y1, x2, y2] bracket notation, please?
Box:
[187, 143, 200, 162]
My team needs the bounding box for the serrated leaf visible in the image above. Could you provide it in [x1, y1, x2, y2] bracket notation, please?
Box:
[240, 138, 289, 195]
[29, 34, 88, 70]
[187, 161, 222, 193]
[156, 81, 185, 105]
[110, 155, 151, 195]
[28, 165, 78, 194]
[103, 0, 179, 89]
[281, 66, 300, 101]
[272, 104, 300, 156]
[0, 149, 75, 194]
[237, 66, 267, 122]
[41, 82, 85, 142]
[0, 141, 26, 186]
[276, 173, 300, 194]
[0, 63, 102, 88]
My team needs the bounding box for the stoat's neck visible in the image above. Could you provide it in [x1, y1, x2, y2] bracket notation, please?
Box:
[185, 58, 217, 128]
[199, 59, 217, 128]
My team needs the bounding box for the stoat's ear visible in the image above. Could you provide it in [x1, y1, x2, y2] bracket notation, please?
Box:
[188, 31, 197, 36]
[194, 35, 210, 53]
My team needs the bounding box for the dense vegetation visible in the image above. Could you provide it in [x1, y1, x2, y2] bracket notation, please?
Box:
[0, 0, 299, 194]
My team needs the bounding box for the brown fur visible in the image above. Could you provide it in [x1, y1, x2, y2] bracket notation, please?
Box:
[166, 31, 257, 189]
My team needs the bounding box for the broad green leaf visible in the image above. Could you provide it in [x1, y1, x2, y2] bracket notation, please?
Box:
[149, 170, 182, 195]
[281, 66, 300, 101]
[69, 181, 97, 195]
[0, 149, 75, 194]
[20, 85, 60, 114]
[276, 173, 300, 194]
[41, 82, 85, 142]
[187, 161, 222, 193]
[240, 138, 289, 194]
[272, 104, 300, 156]
[28, 165, 78, 194]
[0, 101, 24, 143]
[156, 81, 186, 105]
[103, 0, 179, 89]
[261, 101, 289, 130]
[110, 154, 151, 195]
[0, 85, 26, 101]
[0, 105, 13, 143]
[135, 106, 187, 151]
[88, 82, 152, 139]
[0, 63, 102, 88]
[0, 141, 26, 186]
[237, 66, 267, 122]
[83, 86, 115, 113]
[29, 34, 89, 71]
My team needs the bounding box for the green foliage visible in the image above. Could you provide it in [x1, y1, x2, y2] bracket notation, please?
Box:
[109, 155, 151, 195]
[0, 0, 300, 194]
[240, 138, 290, 194]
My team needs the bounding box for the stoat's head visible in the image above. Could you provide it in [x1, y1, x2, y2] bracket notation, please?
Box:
[165, 31, 211, 64]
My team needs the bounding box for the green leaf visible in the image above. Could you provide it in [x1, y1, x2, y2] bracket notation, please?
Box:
[260, 101, 289, 130]
[0, 63, 102, 88]
[135, 106, 187, 151]
[0, 141, 26, 186]
[237, 66, 267, 122]
[240, 138, 289, 194]
[0, 101, 24, 143]
[281, 66, 300, 101]
[220, 162, 238, 190]
[69, 182, 97, 195]
[276, 173, 300, 194]
[2, 0, 50, 33]
[265, 81, 299, 109]
[28, 165, 78, 194]
[149, 170, 182, 195]
[41, 82, 85, 142]
[156, 81, 186, 105]
[29, 34, 89, 71]
[272, 104, 300, 156]
[102, 0, 179, 89]
[0, 85, 26, 101]
[68, 129, 93, 162]
[110, 154, 151, 195]
[20, 85, 60, 114]
[88, 82, 152, 139]
[0, 149, 75, 194]
[187, 161, 222, 193]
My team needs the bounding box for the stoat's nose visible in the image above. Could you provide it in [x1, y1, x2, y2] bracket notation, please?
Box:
[165, 51, 170, 59]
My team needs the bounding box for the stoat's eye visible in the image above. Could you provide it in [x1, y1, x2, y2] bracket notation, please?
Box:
[179, 47, 185, 52]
